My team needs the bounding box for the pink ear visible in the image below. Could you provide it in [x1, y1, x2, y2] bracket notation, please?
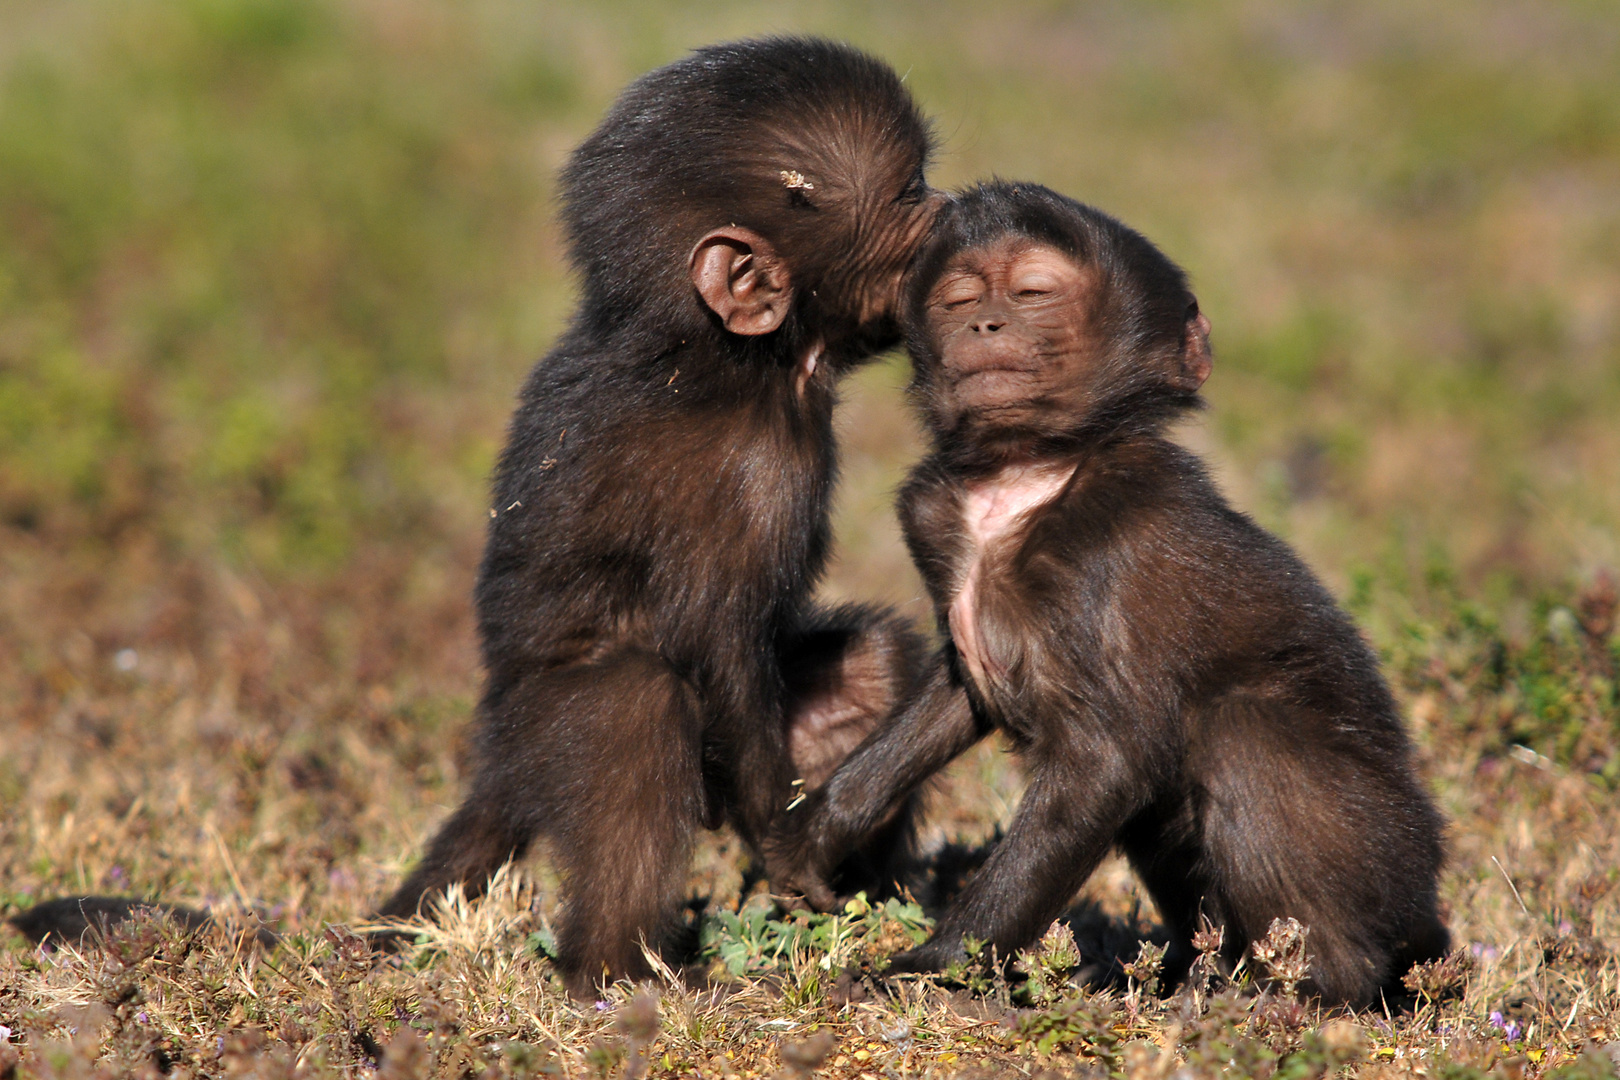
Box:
[689, 227, 793, 336]
[1177, 310, 1213, 390]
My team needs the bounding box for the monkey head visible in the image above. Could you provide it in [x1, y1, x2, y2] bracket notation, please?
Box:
[905, 183, 1212, 457]
[562, 38, 942, 361]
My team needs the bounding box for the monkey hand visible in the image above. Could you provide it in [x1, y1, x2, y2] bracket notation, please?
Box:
[763, 802, 842, 913]
[775, 867, 840, 914]
[885, 936, 961, 976]
[764, 843, 840, 913]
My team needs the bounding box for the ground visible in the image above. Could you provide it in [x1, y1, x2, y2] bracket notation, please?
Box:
[2, 519, 1618, 1078]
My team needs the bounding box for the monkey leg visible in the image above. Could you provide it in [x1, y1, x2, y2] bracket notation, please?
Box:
[891, 746, 1140, 974]
[780, 603, 928, 898]
[1118, 796, 1219, 992]
[1387, 915, 1452, 991]
[781, 602, 927, 790]
[1193, 696, 1437, 1008]
[374, 666, 564, 921]
[378, 649, 706, 997]
[375, 796, 533, 921]
[541, 650, 708, 996]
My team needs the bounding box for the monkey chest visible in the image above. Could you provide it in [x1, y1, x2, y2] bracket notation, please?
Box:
[943, 467, 1074, 706]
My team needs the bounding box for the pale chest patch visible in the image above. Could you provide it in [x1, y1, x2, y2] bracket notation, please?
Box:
[948, 463, 1074, 695]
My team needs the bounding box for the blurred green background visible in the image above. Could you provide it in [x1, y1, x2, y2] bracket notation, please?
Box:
[2, 0, 1618, 627]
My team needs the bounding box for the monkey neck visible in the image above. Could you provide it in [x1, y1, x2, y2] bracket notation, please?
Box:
[935, 386, 1203, 476]
[1072, 386, 1204, 444]
[632, 320, 818, 388]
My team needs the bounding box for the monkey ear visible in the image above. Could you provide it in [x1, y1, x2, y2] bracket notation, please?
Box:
[690, 227, 793, 336]
[1173, 303, 1213, 390]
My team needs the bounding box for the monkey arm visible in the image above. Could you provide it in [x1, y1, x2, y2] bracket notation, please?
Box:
[890, 736, 1142, 972]
[767, 652, 985, 908]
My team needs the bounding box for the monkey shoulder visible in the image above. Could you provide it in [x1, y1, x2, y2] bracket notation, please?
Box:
[1021, 440, 1214, 568]
[1031, 443, 1371, 659]
[1112, 451, 1403, 724]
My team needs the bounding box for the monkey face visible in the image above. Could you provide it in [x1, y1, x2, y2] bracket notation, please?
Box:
[852, 173, 950, 331]
[790, 159, 947, 357]
[921, 238, 1101, 431]
[688, 124, 941, 359]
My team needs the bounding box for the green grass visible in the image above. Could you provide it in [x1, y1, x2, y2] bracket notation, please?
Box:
[2, 1, 1619, 1077]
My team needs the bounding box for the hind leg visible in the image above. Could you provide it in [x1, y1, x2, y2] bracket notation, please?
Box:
[542, 650, 708, 995]
[780, 603, 927, 791]
[376, 796, 534, 920]
[377, 649, 707, 996]
[780, 603, 928, 898]
[1193, 696, 1444, 1007]
[1120, 796, 1220, 993]
[376, 674, 559, 921]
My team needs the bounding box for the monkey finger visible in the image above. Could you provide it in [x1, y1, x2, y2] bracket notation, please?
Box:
[773, 890, 812, 914]
[810, 886, 844, 913]
[783, 874, 840, 914]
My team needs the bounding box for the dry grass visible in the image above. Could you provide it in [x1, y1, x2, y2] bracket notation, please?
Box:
[2, 540, 1618, 1079]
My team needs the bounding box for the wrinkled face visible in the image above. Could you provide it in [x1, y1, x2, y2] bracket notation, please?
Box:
[817, 163, 946, 349]
[690, 132, 942, 355]
[922, 237, 1099, 427]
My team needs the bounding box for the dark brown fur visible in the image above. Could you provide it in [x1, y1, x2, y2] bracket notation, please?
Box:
[768, 182, 1449, 1008]
[372, 38, 940, 996]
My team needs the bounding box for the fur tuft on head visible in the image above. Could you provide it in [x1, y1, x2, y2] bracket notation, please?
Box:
[562, 37, 934, 344]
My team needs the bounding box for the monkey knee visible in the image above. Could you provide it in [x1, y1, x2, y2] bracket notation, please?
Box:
[501, 653, 706, 827]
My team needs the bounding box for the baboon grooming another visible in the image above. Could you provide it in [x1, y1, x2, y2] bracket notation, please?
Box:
[371, 39, 940, 994]
[769, 182, 1449, 1008]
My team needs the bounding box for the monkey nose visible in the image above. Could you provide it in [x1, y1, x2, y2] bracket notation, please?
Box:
[971, 318, 1005, 334]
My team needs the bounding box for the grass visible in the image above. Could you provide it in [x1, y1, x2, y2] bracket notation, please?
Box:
[2, 0, 1619, 1076]
[2, 571, 1618, 1078]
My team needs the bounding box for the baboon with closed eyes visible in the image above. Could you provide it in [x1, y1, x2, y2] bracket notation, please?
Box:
[768, 182, 1449, 1008]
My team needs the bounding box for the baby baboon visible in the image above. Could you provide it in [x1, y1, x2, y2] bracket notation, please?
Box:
[374, 38, 941, 995]
[768, 182, 1449, 1008]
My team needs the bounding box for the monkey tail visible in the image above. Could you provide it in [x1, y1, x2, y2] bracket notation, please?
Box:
[8, 895, 276, 949]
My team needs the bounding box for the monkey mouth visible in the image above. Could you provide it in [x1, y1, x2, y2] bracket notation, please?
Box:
[945, 340, 1043, 382]
[949, 362, 1040, 388]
